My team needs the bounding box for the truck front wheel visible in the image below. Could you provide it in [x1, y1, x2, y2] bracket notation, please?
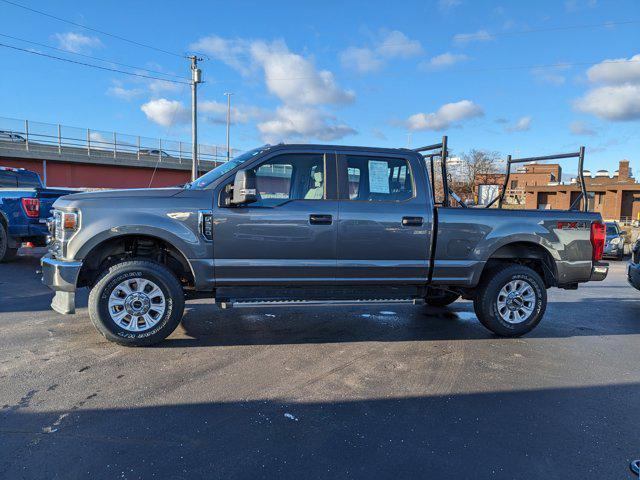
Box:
[88, 260, 185, 346]
[473, 264, 546, 337]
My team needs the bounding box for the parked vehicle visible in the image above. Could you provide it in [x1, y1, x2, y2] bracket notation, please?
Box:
[0, 130, 26, 143]
[41, 141, 609, 346]
[0, 167, 75, 262]
[138, 148, 172, 158]
[603, 221, 626, 260]
[628, 239, 640, 291]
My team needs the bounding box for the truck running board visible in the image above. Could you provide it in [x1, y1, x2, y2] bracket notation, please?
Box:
[216, 298, 425, 309]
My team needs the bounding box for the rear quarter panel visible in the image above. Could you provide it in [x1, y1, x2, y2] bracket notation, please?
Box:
[433, 208, 601, 287]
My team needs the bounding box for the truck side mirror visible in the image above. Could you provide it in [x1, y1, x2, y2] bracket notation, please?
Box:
[229, 169, 258, 206]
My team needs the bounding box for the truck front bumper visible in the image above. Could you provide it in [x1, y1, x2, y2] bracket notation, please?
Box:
[41, 253, 82, 314]
[589, 261, 609, 282]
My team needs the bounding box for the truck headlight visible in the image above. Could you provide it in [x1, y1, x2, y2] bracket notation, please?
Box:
[54, 210, 79, 241]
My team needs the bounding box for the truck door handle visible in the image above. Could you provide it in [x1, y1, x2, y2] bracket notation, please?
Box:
[309, 214, 333, 225]
[402, 216, 423, 226]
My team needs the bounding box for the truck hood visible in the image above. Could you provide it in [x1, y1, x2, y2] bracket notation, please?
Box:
[54, 188, 183, 208]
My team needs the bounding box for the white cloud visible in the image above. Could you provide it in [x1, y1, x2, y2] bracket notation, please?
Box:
[376, 30, 424, 59]
[423, 52, 469, 70]
[569, 121, 597, 136]
[52, 32, 103, 53]
[140, 98, 189, 127]
[189, 35, 253, 75]
[530, 63, 571, 85]
[405, 100, 483, 131]
[439, 0, 462, 10]
[453, 29, 493, 44]
[586, 54, 640, 84]
[506, 116, 532, 132]
[257, 105, 356, 143]
[575, 84, 640, 121]
[190, 35, 356, 141]
[574, 53, 640, 121]
[191, 36, 354, 106]
[148, 79, 183, 95]
[340, 30, 424, 73]
[106, 82, 143, 101]
[340, 47, 384, 72]
[251, 40, 355, 105]
[200, 100, 266, 125]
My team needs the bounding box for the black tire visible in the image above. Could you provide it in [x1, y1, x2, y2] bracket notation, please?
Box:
[425, 290, 460, 307]
[88, 260, 185, 346]
[473, 263, 546, 337]
[0, 223, 18, 263]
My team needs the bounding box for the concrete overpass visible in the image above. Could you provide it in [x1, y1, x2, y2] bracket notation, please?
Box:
[0, 117, 236, 188]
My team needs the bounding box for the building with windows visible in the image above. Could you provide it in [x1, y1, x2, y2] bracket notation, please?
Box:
[473, 160, 639, 222]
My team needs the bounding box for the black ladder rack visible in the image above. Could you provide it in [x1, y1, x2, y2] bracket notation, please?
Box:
[485, 146, 587, 211]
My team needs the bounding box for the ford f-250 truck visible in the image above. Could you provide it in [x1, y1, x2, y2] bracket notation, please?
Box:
[0, 166, 75, 262]
[41, 141, 609, 346]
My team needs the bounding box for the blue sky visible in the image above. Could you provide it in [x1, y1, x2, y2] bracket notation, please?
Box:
[0, 0, 639, 173]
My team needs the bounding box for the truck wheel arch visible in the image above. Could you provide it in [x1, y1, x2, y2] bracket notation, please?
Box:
[482, 241, 557, 288]
[77, 234, 195, 289]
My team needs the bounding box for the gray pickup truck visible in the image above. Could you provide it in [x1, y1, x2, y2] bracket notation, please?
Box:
[41, 141, 609, 346]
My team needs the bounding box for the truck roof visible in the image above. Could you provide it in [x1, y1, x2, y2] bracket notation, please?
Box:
[263, 143, 416, 156]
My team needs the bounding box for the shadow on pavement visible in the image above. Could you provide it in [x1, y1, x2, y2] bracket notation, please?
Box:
[1, 383, 638, 479]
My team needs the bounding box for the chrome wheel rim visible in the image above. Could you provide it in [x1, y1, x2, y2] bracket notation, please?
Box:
[108, 278, 166, 332]
[496, 279, 536, 324]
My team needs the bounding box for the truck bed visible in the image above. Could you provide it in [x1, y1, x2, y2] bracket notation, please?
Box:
[432, 207, 601, 288]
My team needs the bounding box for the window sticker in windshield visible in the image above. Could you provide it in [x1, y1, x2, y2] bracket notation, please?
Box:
[368, 160, 389, 194]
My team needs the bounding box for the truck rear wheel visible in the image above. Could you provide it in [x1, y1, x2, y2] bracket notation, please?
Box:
[0, 223, 18, 263]
[88, 260, 185, 346]
[473, 264, 546, 337]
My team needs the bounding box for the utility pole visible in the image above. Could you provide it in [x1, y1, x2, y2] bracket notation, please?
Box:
[190, 55, 202, 181]
[224, 92, 233, 162]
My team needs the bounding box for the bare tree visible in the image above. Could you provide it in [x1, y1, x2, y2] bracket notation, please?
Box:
[459, 149, 502, 194]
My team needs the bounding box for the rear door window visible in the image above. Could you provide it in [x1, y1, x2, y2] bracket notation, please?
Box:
[342, 156, 414, 202]
[0, 170, 17, 187]
[17, 171, 42, 188]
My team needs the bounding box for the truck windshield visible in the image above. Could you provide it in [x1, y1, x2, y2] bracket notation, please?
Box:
[188, 147, 268, 189]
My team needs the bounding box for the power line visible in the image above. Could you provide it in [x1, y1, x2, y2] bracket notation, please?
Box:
[0, 32, 188, 80]
[0, 42, 191, 84]
[0, 0, 187, 58]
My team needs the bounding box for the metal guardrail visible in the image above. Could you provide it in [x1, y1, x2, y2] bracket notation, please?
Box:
[0, 116, 241, 165]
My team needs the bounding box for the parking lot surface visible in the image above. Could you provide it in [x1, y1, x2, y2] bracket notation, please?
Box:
[1, 253, 639, 479]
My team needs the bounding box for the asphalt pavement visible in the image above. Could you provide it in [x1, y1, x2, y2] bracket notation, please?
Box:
[1, 252, 639, 479]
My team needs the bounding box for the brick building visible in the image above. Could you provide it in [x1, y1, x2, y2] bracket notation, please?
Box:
[473, 160, 640, 222]
[524, 160, 640, 221]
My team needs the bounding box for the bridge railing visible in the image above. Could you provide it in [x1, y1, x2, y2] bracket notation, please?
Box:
[0, 116, 241, 165]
